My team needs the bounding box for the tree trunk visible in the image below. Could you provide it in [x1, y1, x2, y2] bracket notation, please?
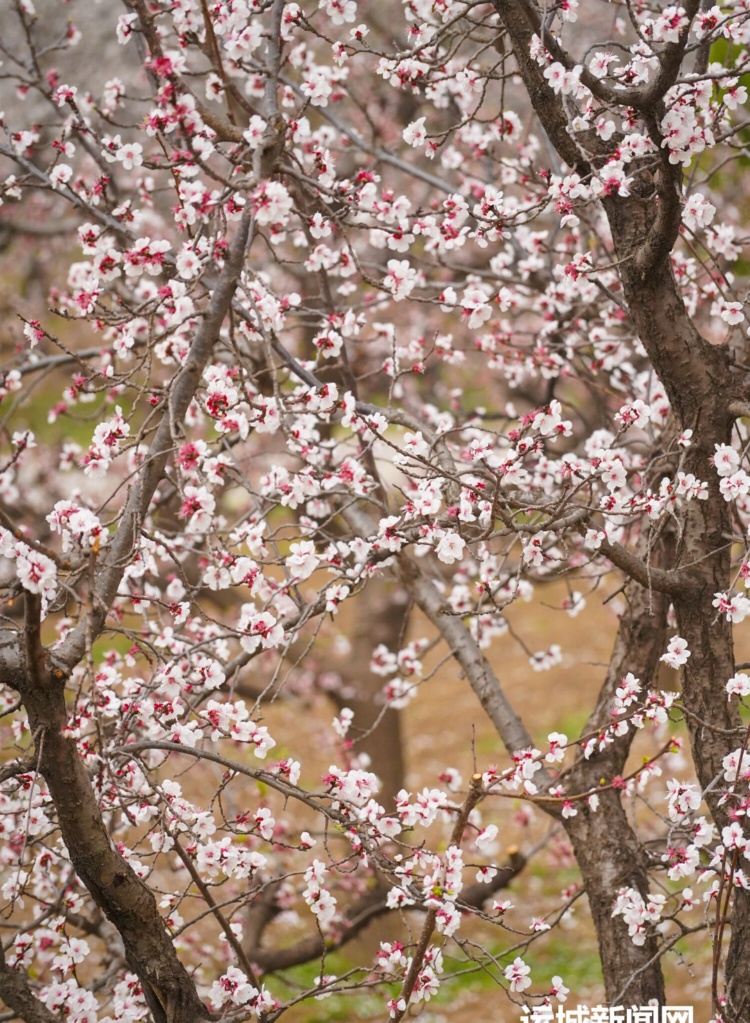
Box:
[490, 1, 749, 1006]
[567, 796, 665, 1005]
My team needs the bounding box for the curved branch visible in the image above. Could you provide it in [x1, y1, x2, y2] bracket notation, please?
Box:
[599, 538, 688, 596]
[17, 700, 210, 1023]
[0, 943, 60, 1023]
[53, 207, 254, 675]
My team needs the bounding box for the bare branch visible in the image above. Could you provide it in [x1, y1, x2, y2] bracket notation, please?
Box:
[599, 538, 688, 596]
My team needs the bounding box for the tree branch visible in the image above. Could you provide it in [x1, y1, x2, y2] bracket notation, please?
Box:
[0, 943, 60, 1023]
[245, 849, 527, 973]
[18, 696, 210, 1023]
[636, 0, 702, 109]
[392, 774, 484, 1022]
[52, 207, 254, 675]
[402, 560, 539, 758]
[599, 538, 688, 596]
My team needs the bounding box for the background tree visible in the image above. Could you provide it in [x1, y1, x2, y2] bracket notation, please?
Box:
[0, 0, 750, 1021]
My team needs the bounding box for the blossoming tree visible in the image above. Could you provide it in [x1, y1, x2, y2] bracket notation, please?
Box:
[1, 0, 750, 1020]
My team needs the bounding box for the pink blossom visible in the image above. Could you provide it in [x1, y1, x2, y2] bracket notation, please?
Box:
[15, 546, 57, 595]
[727, 673, 750, 699]
[403, 117, 427, 147]
[504, 956, 531, 992]
[435, 531, 466, 564]
[383, 259, 417, 301]
[683, 192, 716, 231]
[251, 180, 293, 226]
[713, 444, 741, 477]
[660, 636, 691, 669]
[115, 142, 143, 169]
